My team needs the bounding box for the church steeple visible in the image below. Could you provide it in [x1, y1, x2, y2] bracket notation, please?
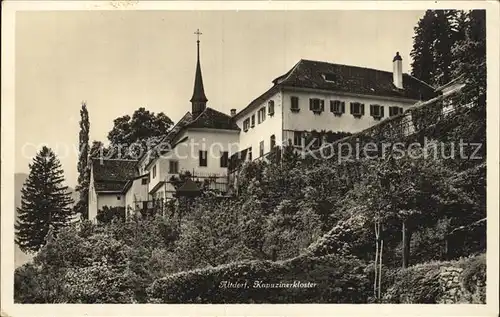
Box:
[190, 29, 208, 118]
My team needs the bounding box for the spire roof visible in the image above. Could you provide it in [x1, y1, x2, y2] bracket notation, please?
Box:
[190, 30, 208, 103]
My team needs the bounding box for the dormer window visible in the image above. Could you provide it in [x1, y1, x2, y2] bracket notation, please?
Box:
[370, 104, 384, 120]
[309, 98, 325, 115]
[350, 102, 365, 118]
[322, 73, 337, 83]
[268, 100, 275, 116]
[330, 100, 345, 116]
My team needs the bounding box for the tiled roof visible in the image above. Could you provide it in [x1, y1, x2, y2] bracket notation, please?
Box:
[177, 178, 201, 193]
[142, 112, 193, 168]
[175, 178, 201, 197]
[143, 107, 238, 170]
[157, 112, 194, 148]
[273, 59, 436, 99]
[186, 107, 240, 131]
[236, 59, 437, 118]
[92, 159, 138, 192]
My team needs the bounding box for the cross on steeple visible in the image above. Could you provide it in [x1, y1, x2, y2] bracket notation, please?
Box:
[194, 28, 202, 43]
[190, 28, 207, 117]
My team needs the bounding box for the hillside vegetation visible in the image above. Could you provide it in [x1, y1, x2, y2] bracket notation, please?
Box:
[14, 83, 486, 303]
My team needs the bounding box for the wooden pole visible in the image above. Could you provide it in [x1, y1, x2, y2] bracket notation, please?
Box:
[402, 219, 411, 268]
[374, 221, 379, 299]
[378, 238, 383, 299]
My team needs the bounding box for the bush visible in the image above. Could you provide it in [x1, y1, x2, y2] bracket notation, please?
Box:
[382, 254, 486, 303]
[147, 254, 370, 303]
[459, 253, 486, 303]
[96, 206, 126, 224]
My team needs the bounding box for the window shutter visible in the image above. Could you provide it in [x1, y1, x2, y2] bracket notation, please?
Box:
[330, 100, 334, 112]
[341, 102, 345, 113]
[309, 99, 313, 110]
[361, 104, 365, 115]
[350, 102, 354, 114]
[399, 107, 404, 115]
[370, 104, 374, 116]
[381, 106, 385, 117]
[320, 100, 325, 111]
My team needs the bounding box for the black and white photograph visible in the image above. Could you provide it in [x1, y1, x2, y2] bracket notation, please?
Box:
[1, 1, 498, 315]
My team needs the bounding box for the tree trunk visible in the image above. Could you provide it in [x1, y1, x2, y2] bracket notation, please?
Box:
[374, 222, 379, 298]
[444, 237, 449, 260]
[402, 220, 412, 268]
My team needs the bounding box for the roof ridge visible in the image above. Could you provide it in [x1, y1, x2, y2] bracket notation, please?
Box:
[300, 58, 401, 76]
[92, 158, 138, 162]
[204, 106, 232, 118]
[272, 59, 303, 84]
[191, 107, 208, 121]
[152, 111, 192, 148]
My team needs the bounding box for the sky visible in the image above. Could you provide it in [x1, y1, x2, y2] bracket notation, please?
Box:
[15, 10, 424, 187]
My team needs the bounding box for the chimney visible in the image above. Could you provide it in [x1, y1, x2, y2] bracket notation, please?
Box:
[230, 108, 236, 117]
[393, 52, 403, 89]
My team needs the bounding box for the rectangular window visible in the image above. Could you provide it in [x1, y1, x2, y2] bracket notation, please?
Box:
[169, 160, 179, 174]
[330, 100, 345, 115]
[291, 96, 299, 112]
[293, 131, 302, 146]
[248, 147, 252, 161]
[251, 114, 255, 127]
[152, 165, 157, 178]
[270, 135, 276, 148]
[309, 98, 325, 114]
[259, 141, 264, 157]
[141, 178, 148, 185]
[243, 118, 250, 132]
[220, 151, 229, 168]
[268, 100, 275, 116]
[389, 106, 404, 117]
[350, 102, 365, 117]
[370, 104, 384, 119]
[258, 107, 266, 123]
[199, 150, 207, 167]
[117, 196, 121, 200]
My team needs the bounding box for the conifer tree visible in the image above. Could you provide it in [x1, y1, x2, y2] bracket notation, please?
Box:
[433, 10, 456, 87]
[15, 146, 74, 253]
[451, 10, 486, 99]
[75, 102, 90, 219]
[410, 10, 436, 85]
[411, 10, 466, 87]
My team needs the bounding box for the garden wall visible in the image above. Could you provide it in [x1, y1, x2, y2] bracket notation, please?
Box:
[382, 253, 486, 303]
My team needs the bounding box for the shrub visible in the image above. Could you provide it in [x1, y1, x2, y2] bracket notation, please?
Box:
[147, 254, 370, 303]
[382, 261, 443, 303]
[382, 254, 486, 303]
[96, 206, 126, 224]
[458, 253, 486, 303]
